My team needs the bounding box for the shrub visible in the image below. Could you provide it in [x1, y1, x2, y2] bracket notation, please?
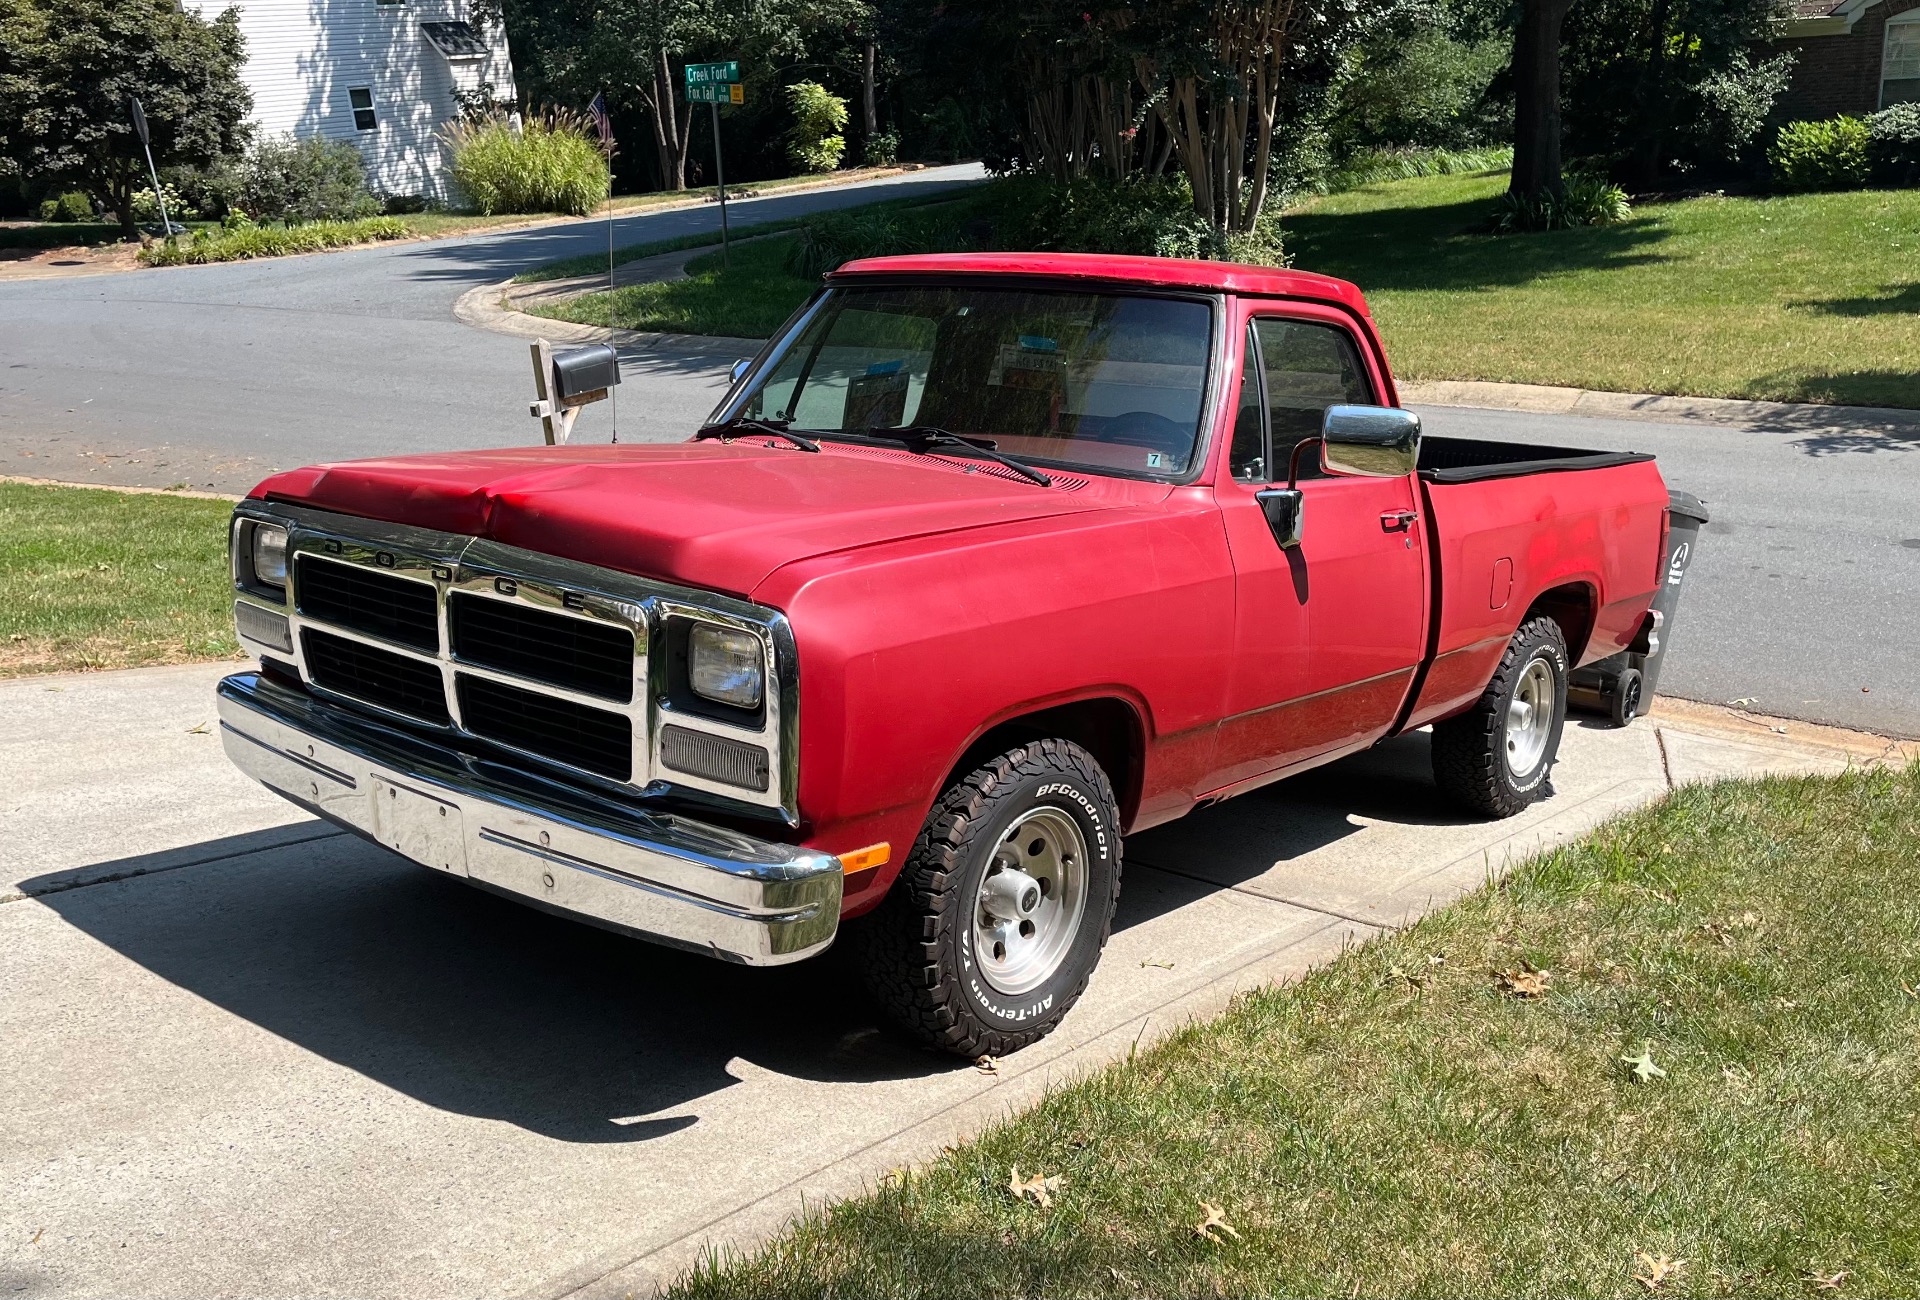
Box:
[865, 128, 900, 167]
[381, 193, 430, 215]
[241, 136, 378, 223]
[1868, 103, 1920, 187]
[445, 111, 609, 215]
[1333, 145, 1515, 190]
[1770, 117, 1871, 192]
[140, 215, 408, 265]
[786, 82, 848, 174]
[1488, 175, 1632, 233]
[37, 190, 93, 222]
[130, 183, 199, 223]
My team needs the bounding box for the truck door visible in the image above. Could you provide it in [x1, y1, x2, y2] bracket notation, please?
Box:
[1211, 309, 1428, 789]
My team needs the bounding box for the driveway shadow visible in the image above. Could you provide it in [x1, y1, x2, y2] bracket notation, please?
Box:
[23, 833, 954, 1145]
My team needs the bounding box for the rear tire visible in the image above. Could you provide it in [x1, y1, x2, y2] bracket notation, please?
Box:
[1432, 615, 1569, 818]
[854, 739, 1122, 1057]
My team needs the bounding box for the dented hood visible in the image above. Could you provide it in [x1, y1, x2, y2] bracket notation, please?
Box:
[251, 440, 1135, 598]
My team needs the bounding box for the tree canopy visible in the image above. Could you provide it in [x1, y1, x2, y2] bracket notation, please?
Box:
[0, 0, 252, 236]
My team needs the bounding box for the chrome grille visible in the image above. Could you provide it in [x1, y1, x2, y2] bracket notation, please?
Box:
[228, 503, 798, 822]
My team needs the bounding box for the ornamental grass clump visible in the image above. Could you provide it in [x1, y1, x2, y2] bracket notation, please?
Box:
[446, 111, 610, 216]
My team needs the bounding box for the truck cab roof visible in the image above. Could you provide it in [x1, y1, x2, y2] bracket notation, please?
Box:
[830, 252, 1373, 317]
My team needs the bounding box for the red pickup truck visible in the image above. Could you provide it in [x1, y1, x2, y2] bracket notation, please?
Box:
[219, 252, 1673, 1057]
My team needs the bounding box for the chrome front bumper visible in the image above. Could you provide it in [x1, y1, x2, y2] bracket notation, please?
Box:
[216, 672, 841, 965]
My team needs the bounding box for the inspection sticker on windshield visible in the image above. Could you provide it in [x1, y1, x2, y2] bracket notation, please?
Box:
[1146, 452, 1164, 468]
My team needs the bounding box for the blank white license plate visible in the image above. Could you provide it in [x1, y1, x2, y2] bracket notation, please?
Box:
[369, 775, 467, 875]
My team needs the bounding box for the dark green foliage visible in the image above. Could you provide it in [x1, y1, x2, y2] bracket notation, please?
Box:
[1562, 0, 1794, 187]
[1770, 117, 1872, 193]
[1331, 0, 1511, 160]
[1868, 103, 1920, 188]
[0, 0, 253, 238]
[140, 215, 409, 265]
[235, 135, 376, 223]
[1488, 174, 1632, 232]
[36, 189, 93, 221]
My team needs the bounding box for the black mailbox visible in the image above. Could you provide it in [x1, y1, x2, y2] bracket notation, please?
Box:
[551, 344, 621, 402]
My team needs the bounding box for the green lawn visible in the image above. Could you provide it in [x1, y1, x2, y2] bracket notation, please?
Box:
[678, 766, 1920, 1298]
[1290, 172, 1920, 408]
[531, 233, 817, 338]
[0, 483, 239, 676]
[536, 173, 1920, 409]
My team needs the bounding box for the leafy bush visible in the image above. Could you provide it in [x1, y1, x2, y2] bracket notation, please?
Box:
[1333, 146, 1515, 190]
[1770, 117, 1872, 192]
[1489, 176, 1632, 233]
[786, 82, 848, 174]
[381, 193, 430, 215]
[445, 111, 609, 215]
[241, 136, 378, 223]
[139, 216, 408, 265]
[865, 128, 900, 167]
[1868, 103, 1920, 187]
[130, 183, 199, 223]
[37, 191, 93, 222]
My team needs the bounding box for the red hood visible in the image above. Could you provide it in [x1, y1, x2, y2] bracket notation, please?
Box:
[251, 440, 1145, 598]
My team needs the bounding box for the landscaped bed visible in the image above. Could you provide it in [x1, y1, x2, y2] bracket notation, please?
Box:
[537, 172, 1920, 410]
[0, 482, 238, 675]
[677, 766, 1920, 1298]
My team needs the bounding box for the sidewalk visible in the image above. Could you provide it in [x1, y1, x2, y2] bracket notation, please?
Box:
[1, 661, 1909, 1297]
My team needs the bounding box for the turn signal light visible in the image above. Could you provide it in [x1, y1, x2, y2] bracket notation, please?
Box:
[838, 843, 890, 875]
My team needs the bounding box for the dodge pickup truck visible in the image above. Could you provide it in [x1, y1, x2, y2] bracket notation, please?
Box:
[219, 252, 1675, 1057]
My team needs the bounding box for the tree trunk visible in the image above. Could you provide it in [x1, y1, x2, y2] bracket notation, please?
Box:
[653, 48, 686, 191]
[862, 40, 878, 143]
[1511, 0, 1576, 199]
[1630, 0, 1673, 190]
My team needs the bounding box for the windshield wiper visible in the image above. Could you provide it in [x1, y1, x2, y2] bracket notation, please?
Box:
[694, 415, 820, 453]
[867, 425, 1052, 487]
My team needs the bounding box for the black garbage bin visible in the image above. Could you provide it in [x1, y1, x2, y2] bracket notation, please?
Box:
[1569, 489, 1710, 725]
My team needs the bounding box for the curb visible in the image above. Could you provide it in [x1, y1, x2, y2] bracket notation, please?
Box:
[1401, 379, 1920, 435]
[0, 474, 241, 501]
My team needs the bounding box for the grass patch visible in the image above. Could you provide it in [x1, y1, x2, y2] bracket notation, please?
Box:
[514, 219, 813, 285]
[140, 216, 411, 266]
[1286, 172, 1920, 407]
[0, 483, 239, 675]
[531, 233, 816, 338]
[677, 767, 1920, 1297]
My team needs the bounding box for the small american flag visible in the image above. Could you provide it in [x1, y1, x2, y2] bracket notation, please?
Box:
[588, 92, 613, 149]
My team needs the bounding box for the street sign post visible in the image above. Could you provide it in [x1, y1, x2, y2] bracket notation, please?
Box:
[126, 95, 173, 239]
[683, 61, 742, 265]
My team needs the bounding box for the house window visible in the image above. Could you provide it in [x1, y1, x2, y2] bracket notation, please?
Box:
[348, 86, 378, 131]
[1887, 14, 1920, 107]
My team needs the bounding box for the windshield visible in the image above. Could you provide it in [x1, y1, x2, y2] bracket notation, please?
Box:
[724, 284, 1217, 479]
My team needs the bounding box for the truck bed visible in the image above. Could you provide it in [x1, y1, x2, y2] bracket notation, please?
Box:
[1418, 436, 1655, 485]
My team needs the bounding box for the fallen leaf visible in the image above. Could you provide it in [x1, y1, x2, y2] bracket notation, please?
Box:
[974, 1054, 999, 1076]
[1621, 1043, 1668, 1083]
[1428, 953, 1446, 966]
[1805, 1269, 1850, 1291]
[1194, 1200, 1241, 1243]
[1497, 967, 1552, 998]
[1140, 958, 1175, 970]
[1388, 963, 1427, 990]
[1729, 696, 1758, 707]
[1007, 1165, 1061, 1208]
[30, 1227, 43, 1245]
[1634, 1252, 1685, 1291]
[185, 722, 210, 735]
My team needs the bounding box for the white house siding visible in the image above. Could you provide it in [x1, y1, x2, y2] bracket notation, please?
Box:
[189, 0, 517, 201]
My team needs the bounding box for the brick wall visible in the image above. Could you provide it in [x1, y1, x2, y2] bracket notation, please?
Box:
[1768, 0, 1920, 120]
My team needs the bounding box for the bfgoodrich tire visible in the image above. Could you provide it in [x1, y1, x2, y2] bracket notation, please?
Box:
[1431, 615, 1570, 819]
[854, 739, 1123, 1057]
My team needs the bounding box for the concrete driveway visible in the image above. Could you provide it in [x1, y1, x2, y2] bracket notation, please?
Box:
[1, 663, 1895, 1298]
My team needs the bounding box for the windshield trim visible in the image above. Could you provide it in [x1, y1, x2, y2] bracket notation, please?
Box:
[710, 277, 1228, 488]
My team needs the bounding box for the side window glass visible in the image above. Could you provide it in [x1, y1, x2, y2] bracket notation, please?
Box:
[1227, 326, 1266, 482]
[1252, 318, 1372, 481]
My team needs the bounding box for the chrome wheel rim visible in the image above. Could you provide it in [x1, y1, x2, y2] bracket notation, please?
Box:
[974, 807, 1088, 997]
[1505, 657, 1556, 778]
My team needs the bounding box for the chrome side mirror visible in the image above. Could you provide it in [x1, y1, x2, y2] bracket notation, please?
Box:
[1320, 404, 1421, 478]
[730, 358, 751, 384]
[1255, 487, 1303, 549]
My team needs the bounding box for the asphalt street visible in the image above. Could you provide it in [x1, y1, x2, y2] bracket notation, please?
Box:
[1, 164, 1914, 735]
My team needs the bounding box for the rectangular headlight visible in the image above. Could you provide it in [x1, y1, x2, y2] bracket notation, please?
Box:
[688, 622, 763, 710]
[250, 523, 289, 589]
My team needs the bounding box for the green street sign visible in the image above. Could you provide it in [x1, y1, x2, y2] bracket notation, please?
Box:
[685, 60, 739, 86]
[687, 82, 743, 104]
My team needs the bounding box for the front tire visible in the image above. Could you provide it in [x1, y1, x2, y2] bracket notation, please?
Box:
[1432, 615, 1569, 818]
[855, 739, 1122, 1057]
